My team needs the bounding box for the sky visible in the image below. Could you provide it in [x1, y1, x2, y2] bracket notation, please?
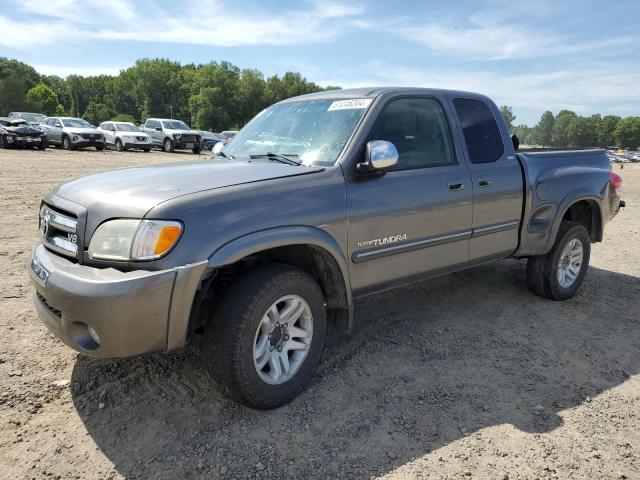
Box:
[1, 0, 638, 125]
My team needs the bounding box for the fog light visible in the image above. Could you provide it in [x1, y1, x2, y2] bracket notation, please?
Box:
[69, 321, 100, 351]
[73, 135, 79, 141]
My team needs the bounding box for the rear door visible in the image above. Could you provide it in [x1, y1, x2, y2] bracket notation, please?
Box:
[346, 95, 473, 295]
[450, 97, 523, 261]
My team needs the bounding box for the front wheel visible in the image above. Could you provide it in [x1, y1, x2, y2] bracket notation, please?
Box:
[163, 138, 174, 153]
[62, 135, 72, 150]
[38, 139, 48, 150]
[203, 264, 327, 409]
[192, 146, 201, 154]
[115, 139, 124, 152]
[0, 135, 6, 149]
[526, 221, 591, 300]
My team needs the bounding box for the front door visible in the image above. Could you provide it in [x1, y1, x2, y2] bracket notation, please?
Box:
[346, 96, 473, 296]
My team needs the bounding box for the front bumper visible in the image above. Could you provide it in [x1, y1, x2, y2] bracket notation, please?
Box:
[123, 141, 151, 149]
[28, 244, 208, 358]
[7, 136, 45, 147]
[71, 140, 105, 148]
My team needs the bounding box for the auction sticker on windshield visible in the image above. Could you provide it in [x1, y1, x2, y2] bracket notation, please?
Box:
[327, 99, 372, 111]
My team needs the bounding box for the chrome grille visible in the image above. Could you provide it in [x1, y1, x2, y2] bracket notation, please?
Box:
[40, 205, 79, 259]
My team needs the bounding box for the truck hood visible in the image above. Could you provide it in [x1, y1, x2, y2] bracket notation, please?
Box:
[164, 128, 199, 136]
[51, 160, 323, 217]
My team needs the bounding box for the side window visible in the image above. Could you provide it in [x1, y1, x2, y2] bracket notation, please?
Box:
[453, 98, 504, 164]
[54, 119, 62, 127]
[369, 98, 456, 169]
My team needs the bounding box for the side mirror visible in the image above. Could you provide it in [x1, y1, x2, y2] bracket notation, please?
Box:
[212, 142, 225, 155]
[511, 134, 520, 151]
[155, 127, 162, 132]
[358, 140, 399, 173]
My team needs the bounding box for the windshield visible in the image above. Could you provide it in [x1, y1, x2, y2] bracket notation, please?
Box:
[115, 123, 141, 132]
[21, 113, 46, 123]
[62, 118, 94, 128]
[223, 98, 371, 166]
[162, 120, 190, 130]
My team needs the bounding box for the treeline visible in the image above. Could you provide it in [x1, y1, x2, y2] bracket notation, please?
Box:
[0, 57, 339, 131]
[500, 106, 640, 150]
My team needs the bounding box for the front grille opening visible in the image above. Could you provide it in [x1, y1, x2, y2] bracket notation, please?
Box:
[40, 204, 80, 263]
[36, 292, 62, 319]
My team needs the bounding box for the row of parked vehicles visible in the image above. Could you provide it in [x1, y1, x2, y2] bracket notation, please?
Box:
[0, 111, 238, 153]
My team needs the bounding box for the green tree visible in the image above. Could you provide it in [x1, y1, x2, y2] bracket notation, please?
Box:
[552, 110, 577, 148]
[614, 117, 640, 150]
[500, 105, 516, 132]
[0, 58, 41, 90]
[111, 113, 136, 123]
[532, 111, 555, 146]
[54, 104, 65, 115]
[597, 115, 620, 147]
[82, 101, 109, 125]
[0, 76, 36, 113]
[26, 83, 60, 115]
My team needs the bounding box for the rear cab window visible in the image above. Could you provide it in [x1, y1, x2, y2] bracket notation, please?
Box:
[453, 98, 504, 164]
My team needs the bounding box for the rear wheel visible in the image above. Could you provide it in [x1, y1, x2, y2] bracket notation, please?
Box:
[203, 264, 327, 409]
[163, 138, 174, 153]
[192, 145, 201, 154]
[527, 221, 591, 300]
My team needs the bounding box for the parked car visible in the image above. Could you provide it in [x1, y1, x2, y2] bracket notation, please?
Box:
[98, 121, 152, 152]
[8, 112, 47, 126]
[197, 130, 228, 150]
[0, 117, 47, 149]
[221, 130, 238, 139]
[40, 117, 105, 150]
[141, 118, 202, 153]
[29, 88, 624, 409]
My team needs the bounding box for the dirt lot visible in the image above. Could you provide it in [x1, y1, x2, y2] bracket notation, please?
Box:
[0, 148, 638, 480]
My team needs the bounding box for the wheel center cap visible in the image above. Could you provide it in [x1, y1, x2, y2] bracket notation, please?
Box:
[269, 325, 283, 346]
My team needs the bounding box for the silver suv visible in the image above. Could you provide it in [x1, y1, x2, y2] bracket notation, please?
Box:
[141, 118, 202, 154]
[41, 117, 105, 151]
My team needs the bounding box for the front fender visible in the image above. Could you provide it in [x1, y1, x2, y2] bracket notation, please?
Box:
[208, 225, 352, 306]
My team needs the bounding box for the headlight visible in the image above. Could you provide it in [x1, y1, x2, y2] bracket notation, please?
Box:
[88, 219, 183, 261]
[173, 133, 181, 139]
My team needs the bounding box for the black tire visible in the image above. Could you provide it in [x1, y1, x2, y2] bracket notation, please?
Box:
[115, 139, 124, 152]
[62, 135, 72, 150]
[163, 138, 174, 153]
[203, 263, 327, 409]
[0, 135, 6, 149]
[95, 145, 104, 151]
[526, 221, 591, 300]
[192, 145, 201, 154]
[38, 139, 47, 150]
[143, 148, 150, 153]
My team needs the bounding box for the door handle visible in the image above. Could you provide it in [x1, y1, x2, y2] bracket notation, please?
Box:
[447, 180, 464, 191]
[478, 178, 492, 187]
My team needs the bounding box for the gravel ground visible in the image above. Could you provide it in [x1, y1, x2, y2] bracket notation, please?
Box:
[0, 148, 638, 480]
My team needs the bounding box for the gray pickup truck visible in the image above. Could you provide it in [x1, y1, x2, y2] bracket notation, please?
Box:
[29, 88, 624, 408]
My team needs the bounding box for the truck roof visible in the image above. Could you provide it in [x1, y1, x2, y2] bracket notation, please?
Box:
[280, 87, 490, 103]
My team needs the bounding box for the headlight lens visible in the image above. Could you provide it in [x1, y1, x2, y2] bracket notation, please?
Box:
[88, 219, 182, 261]
[173, 133, 181, 139]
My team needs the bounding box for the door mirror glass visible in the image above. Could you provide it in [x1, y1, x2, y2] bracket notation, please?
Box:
[358, 140, 399, 173]
[155, 127, 162, 132]
[511, 134, 520, 151]
[212, 141, 225, 155]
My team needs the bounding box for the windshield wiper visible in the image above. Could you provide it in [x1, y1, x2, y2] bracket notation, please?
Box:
[250, 152, 301, 166]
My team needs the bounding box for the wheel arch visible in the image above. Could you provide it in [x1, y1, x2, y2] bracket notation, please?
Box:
[548, 193, 603, 251]
[202, 226, 353, 331]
